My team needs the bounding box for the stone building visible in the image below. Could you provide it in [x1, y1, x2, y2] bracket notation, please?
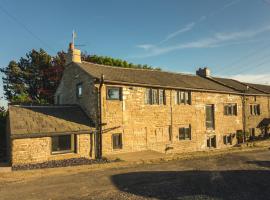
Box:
[6, 44, 270, 166]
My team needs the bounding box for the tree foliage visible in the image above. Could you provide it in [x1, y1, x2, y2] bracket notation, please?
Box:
[82, 53, 160, 70]
[1, 49, 65, 104]
[1, 49, 160, 104]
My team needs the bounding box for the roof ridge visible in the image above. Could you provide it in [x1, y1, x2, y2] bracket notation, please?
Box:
[81, 61, 197, 77]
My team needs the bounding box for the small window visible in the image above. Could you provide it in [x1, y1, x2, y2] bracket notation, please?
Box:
[250, 104, 261, 115]
[145, 88, 166, 105]
[76, 83, 83, 98]
[112, 133, 122, 149]
[206, 104, 215, 130]
[51, 134, 75, 154]
[56, 95, 61, 104]
[224, 104, 237, 116]
[223, 134, 232, 145]
[176, 90, 191, 105]
[179, 125, 191, 140]
[207, 136, 216, 148]
[107, 87, 122, 100]
[249, 128, 255, 138]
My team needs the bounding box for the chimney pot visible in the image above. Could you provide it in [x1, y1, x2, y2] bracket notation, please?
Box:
[196, 67, 211, 77]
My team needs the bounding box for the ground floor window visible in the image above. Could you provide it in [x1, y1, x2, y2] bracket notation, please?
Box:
[179, 125, 191, 140]
[51, 134, 76, 154]
[223, 134, 232, 145]
[112, 133, 123, 149]
[207, 135, 216, 148]
[249, 128, 256, 139]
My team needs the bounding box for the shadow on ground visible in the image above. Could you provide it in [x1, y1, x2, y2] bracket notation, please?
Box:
[246, 161, 270, 169]
[111, 170, 270, 200]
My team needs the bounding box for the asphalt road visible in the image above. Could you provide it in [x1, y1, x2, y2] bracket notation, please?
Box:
[0, 149, 270, 200]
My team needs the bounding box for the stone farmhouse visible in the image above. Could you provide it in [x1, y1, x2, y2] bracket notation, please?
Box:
[6, 43, 270, 166]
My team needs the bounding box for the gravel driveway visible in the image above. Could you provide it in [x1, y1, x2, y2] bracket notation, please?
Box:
[0, 149, 269, 200]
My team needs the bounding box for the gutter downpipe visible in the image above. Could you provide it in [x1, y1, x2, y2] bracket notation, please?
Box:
[242, 90, 247, 143]
[98, 74, 104, 159]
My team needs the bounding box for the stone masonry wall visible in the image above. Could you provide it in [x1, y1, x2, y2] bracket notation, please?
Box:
[245, 95, 270, 137]
[54, 65, 98, 124]
[11, 134, 93, 165]
[101, 85, 243, 155]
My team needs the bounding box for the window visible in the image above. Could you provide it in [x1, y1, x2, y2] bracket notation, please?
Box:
[56, 95, 61, 104]
[206, 104, 215, 129]
[224, 104, 237, 116]
[107, 87, 122, 100]
[250, 104, 261, 115]
[76, 83, 83, 98]
[223, 134, 232, 145]
[145, 88, 166, 105]
[179, 125, 191, 140]
[51, 134, 75, 154]
[176, 90, 191, 105]
[112, 133, 122, 149]
[207, 136, 216, 148]
[249, 128, 255, 138]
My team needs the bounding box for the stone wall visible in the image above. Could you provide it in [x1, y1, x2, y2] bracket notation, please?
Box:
[54, 65, 98, 124]
[11, 134, 93, 165]
[54, 63, 269, 157]
[245, 95, 270, 137]
[101, 85, 243, 155]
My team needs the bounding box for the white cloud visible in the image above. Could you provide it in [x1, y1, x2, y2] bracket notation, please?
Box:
[160, 22, 195, 44]
[135, 25, 270, 58]
[228, 74, 270, 85]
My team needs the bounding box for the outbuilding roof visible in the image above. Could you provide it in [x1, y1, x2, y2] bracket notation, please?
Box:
[8, 105, 95, 138]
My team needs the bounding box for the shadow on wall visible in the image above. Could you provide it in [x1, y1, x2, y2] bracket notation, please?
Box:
[111, 170, 270, 200]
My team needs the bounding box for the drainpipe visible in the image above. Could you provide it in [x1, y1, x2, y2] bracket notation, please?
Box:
[242, 90, 247, 143]
[98, 74, 104, 159]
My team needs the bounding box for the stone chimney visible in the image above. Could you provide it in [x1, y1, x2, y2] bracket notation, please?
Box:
[196, 67, 211, 77]
[65, 42, 81, 65]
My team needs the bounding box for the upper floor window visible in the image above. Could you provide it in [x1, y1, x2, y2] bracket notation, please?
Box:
[224, 103, 237, 116]
[176, 90, 191, 105]
[179, 125, 191, 140]
[250, 104, 261, 115]
[107, 87, 122, 100]
[76, 83, 83, 98]
[206, 104, 215, 129]
[145, 88, 166, 105]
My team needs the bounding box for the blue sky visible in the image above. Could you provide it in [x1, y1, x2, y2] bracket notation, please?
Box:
[1, 0, 270, 107]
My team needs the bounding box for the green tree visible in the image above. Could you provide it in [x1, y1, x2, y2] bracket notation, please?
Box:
[1, 49, 65, 104]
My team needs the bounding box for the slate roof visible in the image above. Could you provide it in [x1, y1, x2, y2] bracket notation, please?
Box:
[8, 105, 95, 138]
[210, 77, 266, 95]
[244, 83, 270, 94]
[76, 62, 237, 93]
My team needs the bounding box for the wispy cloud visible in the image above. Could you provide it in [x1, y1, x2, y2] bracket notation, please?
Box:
[134, 0, 242, 58]
[160, 22, 195, 44]
[229, 73, 270, 85]
[135, 25, 270, 58]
